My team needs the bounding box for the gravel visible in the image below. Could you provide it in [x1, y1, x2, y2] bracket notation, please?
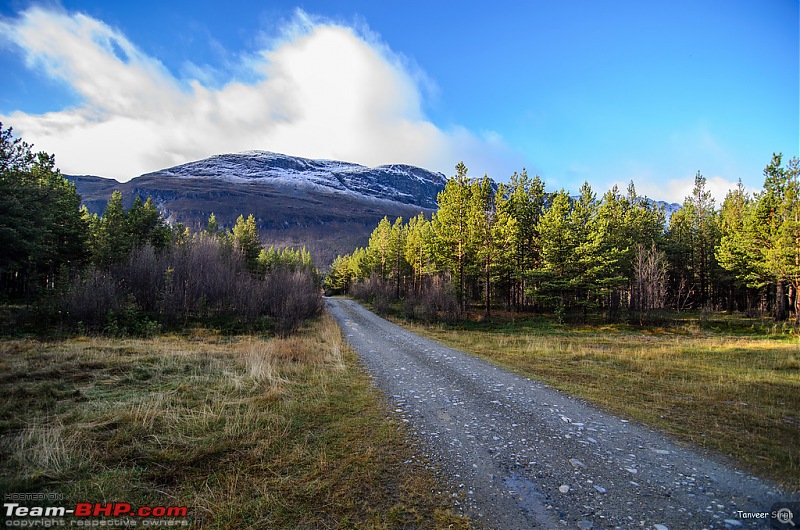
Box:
[326, 298, 795, 529]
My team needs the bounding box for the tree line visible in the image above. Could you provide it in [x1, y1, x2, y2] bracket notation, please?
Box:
[325, 155, 800, 324]
[0, 123, 321, 334]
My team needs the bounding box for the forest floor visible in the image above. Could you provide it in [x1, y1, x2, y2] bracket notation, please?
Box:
[0, 312, 470, 529]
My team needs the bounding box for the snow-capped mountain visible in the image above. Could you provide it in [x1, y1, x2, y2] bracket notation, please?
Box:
[67, 151, 684, 265]
[67, 151, 448, 265]
[142, 151, 447, 209]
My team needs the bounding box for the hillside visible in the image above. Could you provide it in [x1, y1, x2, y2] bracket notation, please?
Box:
[68, 151, 447, 266]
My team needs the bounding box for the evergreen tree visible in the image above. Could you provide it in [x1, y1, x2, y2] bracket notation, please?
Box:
[128, 196, 171, 250]
[533, 189, 575, 314]
[232, 214, 262, 271]
[388, 217, 408, 298]
[405, 214, 436, 293]
[491, 183, 519, 310]
[206, 212, 219, 235]
[748, 154, 800, 321]
[432, 162, 473, 312]
[468, 177, 517, 316]
[367, 217, 393, 280]
[92, 190, 129, 266]
[506, 170, 546, 309]
[569, 182, 605, 320]
[0, 123, 89, 296]
[325, 255, 352, 294]
[716, 181, 758, 310]
[666, 173, 720, 310]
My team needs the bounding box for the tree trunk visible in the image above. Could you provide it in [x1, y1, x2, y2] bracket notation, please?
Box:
[776, 280, 788, 321]
[485, 254, 491, 318]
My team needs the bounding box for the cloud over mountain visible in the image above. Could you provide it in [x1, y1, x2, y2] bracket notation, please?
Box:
[0, 7, 518, 181]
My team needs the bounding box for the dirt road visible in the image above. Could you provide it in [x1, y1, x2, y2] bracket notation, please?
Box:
[326, 298, 792, 529]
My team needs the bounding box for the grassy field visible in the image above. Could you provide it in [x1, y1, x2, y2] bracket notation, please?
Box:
[0, 313, 471, 529]
[395, 311, 800, 492]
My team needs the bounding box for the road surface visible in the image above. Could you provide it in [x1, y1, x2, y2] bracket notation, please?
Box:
[325, 297, 793, 529]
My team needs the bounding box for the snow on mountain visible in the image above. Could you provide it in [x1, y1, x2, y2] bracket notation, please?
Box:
[68, 151, 449, 266]
[142, 151, 448, 209]
[67, 151, 684, 265]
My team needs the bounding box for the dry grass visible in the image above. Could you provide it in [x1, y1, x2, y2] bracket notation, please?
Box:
[0, 312, 470, 528]
[400, 316, 800, 491]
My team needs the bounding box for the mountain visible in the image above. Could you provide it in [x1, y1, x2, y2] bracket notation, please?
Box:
[654, 200, 682, 221]
[67, 151, 448, 266]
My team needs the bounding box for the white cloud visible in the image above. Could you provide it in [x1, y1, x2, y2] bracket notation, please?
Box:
[0, 7, 516, 180]
[609, 173, 742, 205]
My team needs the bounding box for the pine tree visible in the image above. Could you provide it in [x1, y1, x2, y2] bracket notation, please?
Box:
[367, 217, 393, 280]
[432, 162, 473, 312]
[128, 196, 171, 250]
[533, 189, 575, 315]
[92, 190, 129, 266]
[325, 255, 352, 294]
[490, 182, 518, 311]
[666, 173, 720, 310]
[0, 124, 88, 296]
[206, 212, 220, 235]
[716, 181, 759, 310]
[748, 154, 800, 321]
[405, 214, 436, 293]
[507, 170, 546, 309]
[232, 214, 262, 272]
[569, 182, 603, 321]
[388, 217, 408, 298]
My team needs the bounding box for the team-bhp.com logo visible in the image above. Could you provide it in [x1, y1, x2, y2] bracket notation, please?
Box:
[4, 501, 189, 527]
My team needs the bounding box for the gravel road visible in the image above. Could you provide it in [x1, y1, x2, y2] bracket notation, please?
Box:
[326, 297, 796, 529]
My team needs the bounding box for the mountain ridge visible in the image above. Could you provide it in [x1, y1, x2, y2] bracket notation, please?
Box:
[67, 151, 449, 266]
[67, 151, 682, 266]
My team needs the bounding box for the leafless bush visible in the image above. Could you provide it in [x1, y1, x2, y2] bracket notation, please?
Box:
[159, 237, 248, 321]
[406, 275, 460, 322]
[263, 269, 323, 334]
[113, 244, 165, 313]
[60, 234, 322, 333]
[631, 242, 668, 325]
[350, 274, 394, 314]
[60, 268, 124, 328]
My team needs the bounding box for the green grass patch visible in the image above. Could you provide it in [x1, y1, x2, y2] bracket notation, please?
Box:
[0, 314, 471, 529]
[394, 311, 800, 491]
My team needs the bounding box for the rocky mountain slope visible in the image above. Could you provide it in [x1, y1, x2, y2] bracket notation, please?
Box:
[67, 151, 448, 266]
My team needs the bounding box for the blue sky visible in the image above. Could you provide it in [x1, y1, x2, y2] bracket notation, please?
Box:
[0, 0, 797, 203]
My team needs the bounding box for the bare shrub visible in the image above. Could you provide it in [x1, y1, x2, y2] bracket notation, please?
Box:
[159, 237, 248, 321]
[404, 275, 460, 322]
[113, 244, 165, 313]
[263, 269, 323, 334]
[61, 234, 322, 333]
[60, 268, 124, 328]
[350, 274, 394, 314]
[631, 243, 668, 325]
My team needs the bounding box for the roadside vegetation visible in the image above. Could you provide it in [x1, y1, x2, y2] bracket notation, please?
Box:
[0, 123, 470, 527]
[0, 314, 470, 528]
[326, 153, 800, 491]
[328, 155, 800, 326]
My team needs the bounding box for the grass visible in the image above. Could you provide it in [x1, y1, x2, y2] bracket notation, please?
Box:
[0, 313, 471, 529]
[392, 310, 800, 492]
